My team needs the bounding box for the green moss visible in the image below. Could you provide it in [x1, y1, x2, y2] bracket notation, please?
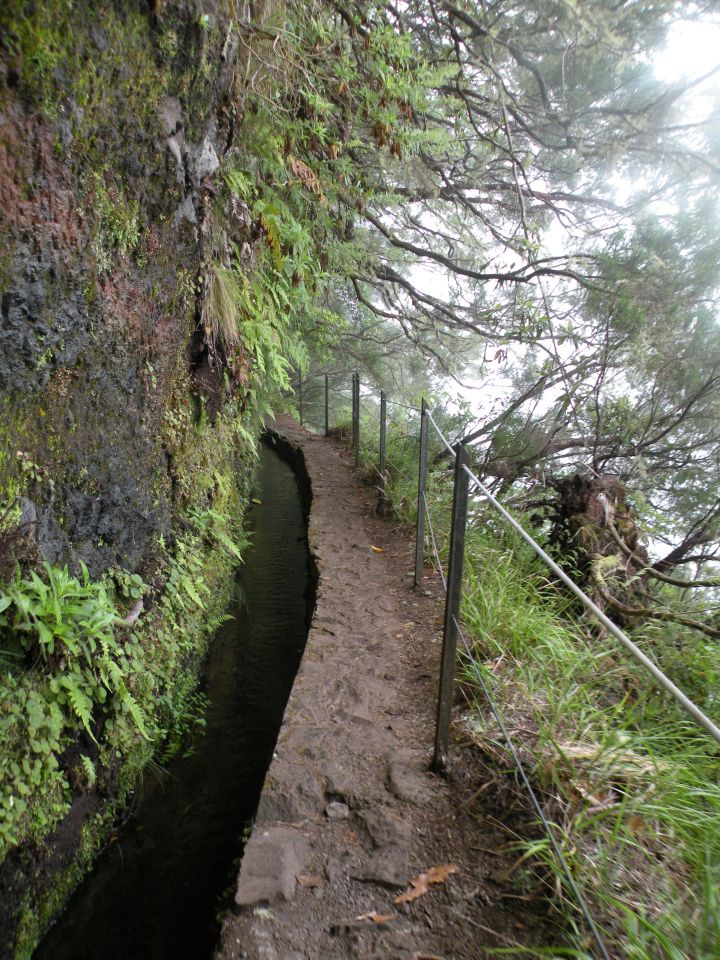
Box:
[0, 397, 38, 518]
[0, 245, 14, 297]
[85, 169, 141, 274]
[1, 0, 225, 162]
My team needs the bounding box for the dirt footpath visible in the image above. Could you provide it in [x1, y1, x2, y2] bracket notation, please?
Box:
[215, 417, 556, 960]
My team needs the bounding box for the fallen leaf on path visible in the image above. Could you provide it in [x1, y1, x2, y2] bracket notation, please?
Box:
[393, 864, 459, 904]
[355, 911, 397, 924]
[252, 498, 262, 505]
[370, 545, 384, 553]
[298, 874, 325, 888]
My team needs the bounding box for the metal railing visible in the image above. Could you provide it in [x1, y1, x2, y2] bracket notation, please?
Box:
[422, 408, 720, 748]
[293, 370, 720, 959]
[294, 373, 720, 748]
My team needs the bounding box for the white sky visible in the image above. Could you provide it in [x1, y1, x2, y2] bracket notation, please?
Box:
[654, 18, 720, 84]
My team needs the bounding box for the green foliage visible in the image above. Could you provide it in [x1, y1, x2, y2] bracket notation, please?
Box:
[79, 755, 96, 790]
[189, 506, 250, 562]
[203, 265, 243, 352]
[0, 562, 151, 740]
[0, 676, 66, 849]
[0, 385, 254, 876]
[0, 562, 155, 853]
[459, 535, 720, 958]
[108, 568, 145, 603]
[156, 688, 210, 764]
[85, 170, 140, 274]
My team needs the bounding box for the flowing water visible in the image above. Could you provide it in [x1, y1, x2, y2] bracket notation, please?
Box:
[35, 444, 312, 960]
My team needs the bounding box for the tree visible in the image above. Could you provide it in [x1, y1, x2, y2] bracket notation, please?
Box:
[231, 0, 720, 613]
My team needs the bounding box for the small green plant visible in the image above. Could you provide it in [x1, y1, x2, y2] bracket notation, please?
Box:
[202, 265, 243, 352]
[156, 688, 210, 763]
[0, 562, 151, 742]
[189, 506, 250, 561]
[79, 755, 96, 789]
[86, 171, 140, 273]
[107, 567, 145, 603]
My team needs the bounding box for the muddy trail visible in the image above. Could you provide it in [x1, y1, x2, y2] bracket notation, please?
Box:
[216, 418, 561, 960]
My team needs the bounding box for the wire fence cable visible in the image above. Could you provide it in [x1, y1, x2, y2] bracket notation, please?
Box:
[457, 460, 720, 746]
[424, 499, 447, 590]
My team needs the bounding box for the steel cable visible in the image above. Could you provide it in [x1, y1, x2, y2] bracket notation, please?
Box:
[424, 403, 720, 747]
[424, 499, 447, 590]
[459, 462, 720, 746]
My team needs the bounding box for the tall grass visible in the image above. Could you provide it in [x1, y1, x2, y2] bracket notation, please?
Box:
[351, 402, 720, 960]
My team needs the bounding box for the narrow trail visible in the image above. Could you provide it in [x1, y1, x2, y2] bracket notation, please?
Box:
[217, 416, 557, 960]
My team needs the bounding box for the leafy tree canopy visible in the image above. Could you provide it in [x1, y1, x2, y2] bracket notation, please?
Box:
[228, 0, 720, 583]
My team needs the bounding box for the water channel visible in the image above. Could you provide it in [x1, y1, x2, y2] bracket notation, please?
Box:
[35, 442, 312, 960]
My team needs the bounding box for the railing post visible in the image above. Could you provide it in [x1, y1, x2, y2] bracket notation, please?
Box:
[414, 399, 429, 587]
[298, 370, 303, 427]
[378, 390, 387, 514]
[352, 372, 360, 468]
[432, 441, 470, 774]
[350, 373, 356, 452]
[324, 374, 329, 437]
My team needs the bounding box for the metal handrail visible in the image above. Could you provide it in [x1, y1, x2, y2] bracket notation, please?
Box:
[299, 375, 720, 959]
[424, 408, 720, 747]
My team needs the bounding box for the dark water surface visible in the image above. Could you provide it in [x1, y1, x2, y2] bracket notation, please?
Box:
[35, 444, 311, 960]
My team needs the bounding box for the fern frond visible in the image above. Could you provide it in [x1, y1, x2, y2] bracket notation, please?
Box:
[118, 683, 152, 740]
[80, 755, 97, 788]
[63, 676, 96, 741]
[180, 575, 206, 609]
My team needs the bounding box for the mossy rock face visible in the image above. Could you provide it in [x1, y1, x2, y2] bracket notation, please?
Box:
[0, 0, 240, 575]
[0, 2, 254, 955]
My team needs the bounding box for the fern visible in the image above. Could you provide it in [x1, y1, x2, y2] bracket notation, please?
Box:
[206, 613, 235, 633]
[180, 575, 205, 610]
[80, 755, 97, 788]
[62, 675, 95, 740]
[117, 683, 151, 740]
[225, 168, 254, 200]
[213, 528, 244, 561]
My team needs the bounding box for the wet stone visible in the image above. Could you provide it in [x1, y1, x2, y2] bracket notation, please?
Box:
[235, 828, 309, 907]
[353, 844, 409, 888]
[359, 808, 413, 847]
[325, 801, 349, 820]
[257, 763, 325, 822]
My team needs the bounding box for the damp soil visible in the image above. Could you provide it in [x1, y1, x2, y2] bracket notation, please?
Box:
[217, 418, 563, 960]
[34, 444, 313, 960]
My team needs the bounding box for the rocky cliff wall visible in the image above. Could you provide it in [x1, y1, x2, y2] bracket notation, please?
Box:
[0, 0, 248, 574]
[0, 3, 261, 955]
